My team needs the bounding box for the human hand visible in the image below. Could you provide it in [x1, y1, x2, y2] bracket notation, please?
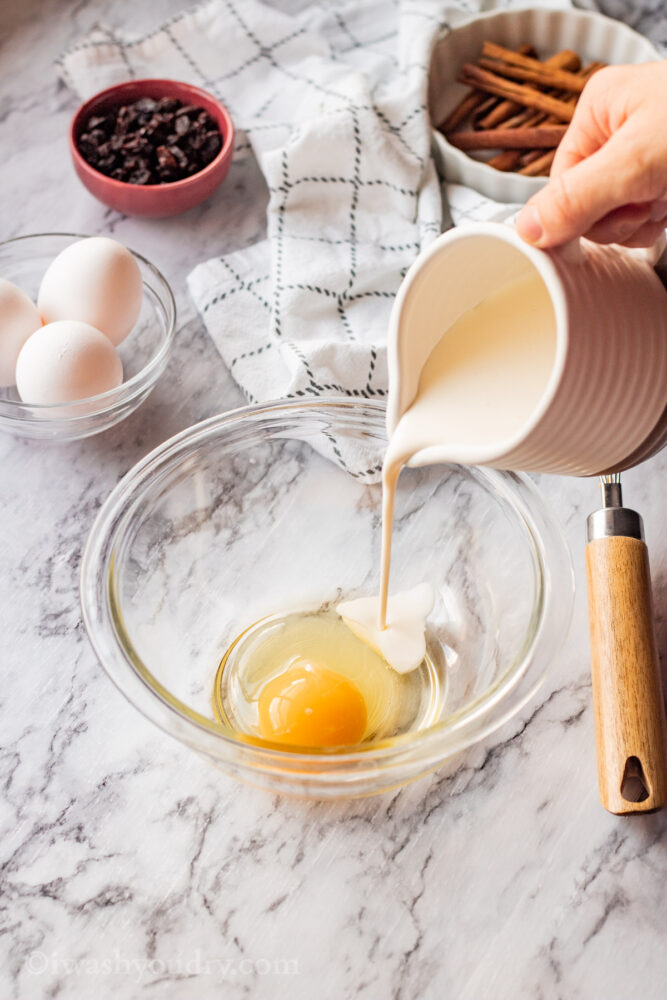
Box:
[516, 61, 667, 249]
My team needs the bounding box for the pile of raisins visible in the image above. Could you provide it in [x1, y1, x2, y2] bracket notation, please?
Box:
[77, 96, 224, 185]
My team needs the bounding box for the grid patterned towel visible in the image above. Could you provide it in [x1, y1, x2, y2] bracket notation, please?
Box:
[61, 0, 577, 474]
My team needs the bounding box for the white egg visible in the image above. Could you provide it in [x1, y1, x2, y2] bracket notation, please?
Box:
[38, 237, 143, 346]
[0, 278, 42, 387]
[16, 321, 123, 405]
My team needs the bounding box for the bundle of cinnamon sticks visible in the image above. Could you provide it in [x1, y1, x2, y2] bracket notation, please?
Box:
[437, 42, 605, 176]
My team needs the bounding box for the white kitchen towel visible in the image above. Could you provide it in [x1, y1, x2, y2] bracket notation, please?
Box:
[60, 0, 655, 475]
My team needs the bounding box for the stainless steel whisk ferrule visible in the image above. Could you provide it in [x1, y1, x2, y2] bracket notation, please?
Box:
[587, 473, 644, 543]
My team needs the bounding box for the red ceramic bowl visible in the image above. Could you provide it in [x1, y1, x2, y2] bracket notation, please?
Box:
[70, 79, 235, 218]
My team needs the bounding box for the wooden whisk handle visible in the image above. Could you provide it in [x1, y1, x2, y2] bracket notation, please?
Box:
[585, 536, 667, 814]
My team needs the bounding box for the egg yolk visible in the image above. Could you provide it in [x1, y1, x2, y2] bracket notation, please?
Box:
[257, 659, 367, 748]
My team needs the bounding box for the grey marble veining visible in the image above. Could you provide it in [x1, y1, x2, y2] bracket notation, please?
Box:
[1, 1, 666, 998]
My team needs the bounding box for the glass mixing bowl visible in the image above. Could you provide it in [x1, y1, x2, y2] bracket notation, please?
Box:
[81, 399, 574, 797]
[0, 234, 176, 440]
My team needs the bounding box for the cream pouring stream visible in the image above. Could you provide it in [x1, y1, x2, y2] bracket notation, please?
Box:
[338, 270, 557, 670]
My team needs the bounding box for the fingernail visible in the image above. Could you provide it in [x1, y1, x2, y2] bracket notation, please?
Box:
[517, 204, 543, 245]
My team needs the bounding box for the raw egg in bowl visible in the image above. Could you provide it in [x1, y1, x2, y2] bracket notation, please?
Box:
[0, 233, 175, 440]
[81, 399, 574, 798]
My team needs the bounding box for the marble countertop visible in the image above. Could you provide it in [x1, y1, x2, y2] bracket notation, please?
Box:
[1, 1, 666, 997]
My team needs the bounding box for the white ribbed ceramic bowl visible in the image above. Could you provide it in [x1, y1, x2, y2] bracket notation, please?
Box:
[429, 7, 661, 203]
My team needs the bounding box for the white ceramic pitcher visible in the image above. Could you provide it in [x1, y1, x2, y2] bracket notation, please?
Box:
[387, 222, 667, 477]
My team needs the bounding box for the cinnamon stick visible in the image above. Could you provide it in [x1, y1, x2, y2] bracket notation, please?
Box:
[459, 64, 575, 122]
[448, 125, 566, 150]
[439, 42, 607, 176]
[475, 49, 579, 129]
[437, 89, 487, 134]
[478, 57, 587, 93]
[487, 150, 522, 171]
[476, 98, 523, 130]
[471, 95, 502, 128]
[539, 60, 594, 126]
[482, 41, 581, 74]
[519, 148, 556, 176]
[501, 107, 548, 129]
[519, 148, 546, 167]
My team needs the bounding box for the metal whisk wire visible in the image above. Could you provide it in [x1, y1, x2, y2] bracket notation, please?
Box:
[599, 472, 622, 508]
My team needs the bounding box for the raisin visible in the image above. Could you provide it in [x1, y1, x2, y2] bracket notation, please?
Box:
[156, 145, 177, 169]
[77, 135, 99, 161]
[175, 104, 200, 119]
[133, 97, 158, 114]
[129, 168, 153, 185]
[97, 155, 117, 173]
[168, 145, 188, 168]
[157, 97, 180, 113]
[86, 114, 113, 134]
[76, 95, 223, 185]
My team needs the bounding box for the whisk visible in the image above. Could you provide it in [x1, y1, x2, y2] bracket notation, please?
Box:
[585, 473, 667, 814]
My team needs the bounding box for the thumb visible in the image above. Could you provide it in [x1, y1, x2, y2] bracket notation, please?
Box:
[516, 126, 645, 248]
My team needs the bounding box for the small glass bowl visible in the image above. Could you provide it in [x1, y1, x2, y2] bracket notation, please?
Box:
[0, 234, 176, 441]
[81, 399, 574, 798]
